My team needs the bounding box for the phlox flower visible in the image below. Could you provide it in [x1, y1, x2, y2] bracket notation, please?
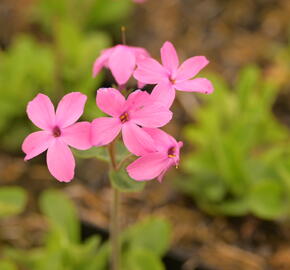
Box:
[93, 45, 150, 86]
[134, 41, 214, 107]
[22, 92, 91, 182]
[91, 88, 172, 155]
[127, 128, 183, 182]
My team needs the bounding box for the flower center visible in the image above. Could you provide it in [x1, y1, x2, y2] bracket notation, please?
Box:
[169, 76, 176, 84]
[120, 112, 129, 123]
[52, 126, 61, 137]
[168, 147, 176, 158]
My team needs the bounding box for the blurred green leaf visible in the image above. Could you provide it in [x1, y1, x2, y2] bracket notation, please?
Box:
[0, 259, 17, 270]
[249, 179, 287, 219]
[214, 199, 249, 216]
[125, 248, 164, 270]
[82, 242, 109, 270]
[109, 169, 145, 192]
[40, 189, 80, 244]
[73, 147, 109, 161]
[124, 218, 171, 256]
[0, 187, 27, 218]
[236, 65, 260, 111]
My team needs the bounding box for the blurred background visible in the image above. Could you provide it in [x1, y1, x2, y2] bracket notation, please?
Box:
[1, 0, 290, 269]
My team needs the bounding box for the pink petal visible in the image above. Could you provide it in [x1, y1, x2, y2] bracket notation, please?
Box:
[126, 153, 169, 181]
[133, 47, 150, 62]
[125, 90, 151, 111]
[27, 94, 55, 130]
[150, 83, 176, 108]
[91, 117, 122, 146]
[61, 122, 91, 150]
[108, 45, 136, 85]
[96, 88, 126, 117]
[142, 128, 177, 152]
[175, 56, 209, 81]
[55, 92, 87, 128]
[133, 0, 147, 3]
[174, 78, 214, 94]
[157, 163, 172, 183]
[160, 41, 179, 73]
[92, 48, 113, 77]
[130, 104, 172, 128]
[137, 81, 146, 89]
[134, 58, 168, 84]
[122, 123, 156, 156]
[178, 141, 184, 148]
[144, 128, 183, 176]
[46, 139, 75, 182]
[22, 131, 54, 160]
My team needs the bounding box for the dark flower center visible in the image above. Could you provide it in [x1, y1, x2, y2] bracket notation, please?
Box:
[168, 147, 176, 158]
[52, 126, 61, 137]
[120, 112, 129, 123]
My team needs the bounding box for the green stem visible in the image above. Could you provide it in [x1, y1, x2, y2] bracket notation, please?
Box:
[111, 187, 120, 270]
[108, 142, 121, 270]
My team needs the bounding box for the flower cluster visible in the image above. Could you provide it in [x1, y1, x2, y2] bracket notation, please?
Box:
[22, 41, 213, 182]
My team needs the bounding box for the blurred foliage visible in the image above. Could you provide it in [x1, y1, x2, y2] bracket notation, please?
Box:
[1, 189, 170, 270]
[180, 66, 290, 220]
[0, 29, 108, 151]
[32, 0, 133, 32]
[0, 260, 17, 270]
[0, 186, 27, 217]
[0, 0, 135, 151]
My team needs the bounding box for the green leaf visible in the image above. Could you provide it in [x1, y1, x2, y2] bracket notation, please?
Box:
[73, 147, 109, 161]
[0, 187, 27, 217]
[34, 249, 63, 270]
[82, 242, 109, 270]
[215, 198, 249, 216]
[125, 248, 164, 270]
[73, 142, 130, 163]
[124, 218, 171, 256]
[236, 65, 260, 110]
[39, 189, 80, 243]
[249, 179, 286, 219]
[0, 260, 17, 270]
[109, 169, 145, 192]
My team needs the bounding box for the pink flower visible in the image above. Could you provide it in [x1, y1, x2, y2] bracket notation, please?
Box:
[91, 88, 172, 155]
[134, 41, 214, 107]
[92, 45, 150, 86]
[22, 92, 91, 182]
[127, 128, 183, 182]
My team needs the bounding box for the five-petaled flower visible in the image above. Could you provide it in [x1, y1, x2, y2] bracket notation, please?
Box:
[127, 128, 183, 182]
[91, 88, 172, 156]
[134, 41, 214, 107]
[93, 45, 149, 86]
[22, 92, 91, 182]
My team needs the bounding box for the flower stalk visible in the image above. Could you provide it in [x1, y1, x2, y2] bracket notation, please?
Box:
[108, 141, 121, 270]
